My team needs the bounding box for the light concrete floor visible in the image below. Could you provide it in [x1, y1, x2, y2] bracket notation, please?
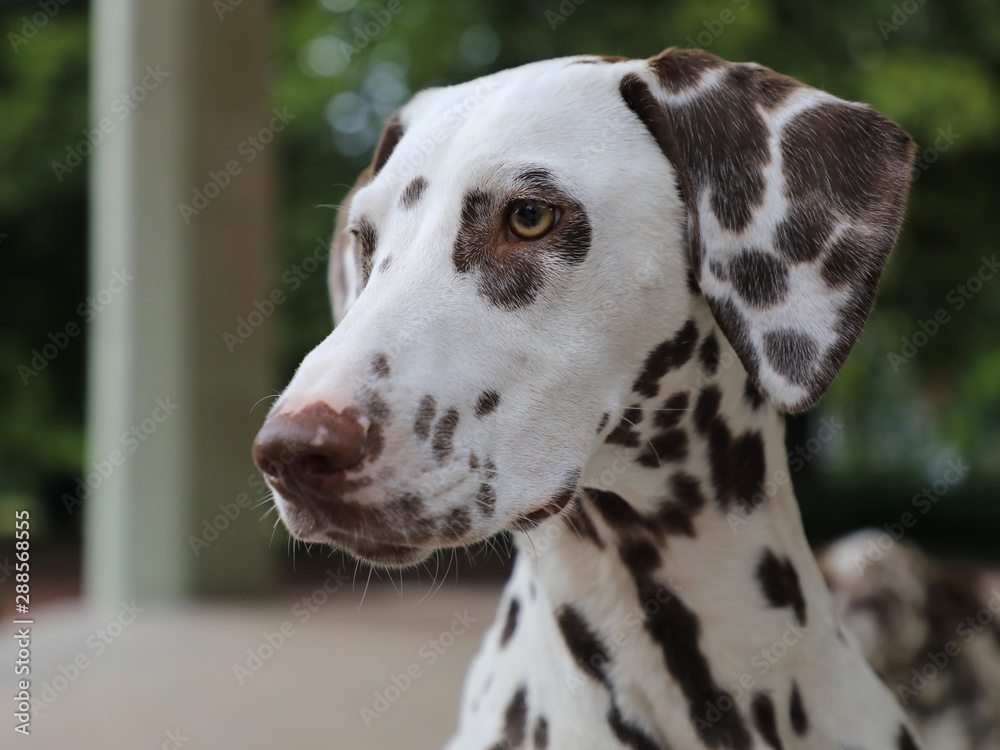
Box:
[4, 583, 503, 749]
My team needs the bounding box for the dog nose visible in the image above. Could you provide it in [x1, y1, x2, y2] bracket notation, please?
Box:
[252, 403, 367, 500]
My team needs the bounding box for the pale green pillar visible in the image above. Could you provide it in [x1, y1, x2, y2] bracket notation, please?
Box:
[86, 0, 277, 602]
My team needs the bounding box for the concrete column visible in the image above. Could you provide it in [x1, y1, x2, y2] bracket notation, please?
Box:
[86, 0, 276, 602]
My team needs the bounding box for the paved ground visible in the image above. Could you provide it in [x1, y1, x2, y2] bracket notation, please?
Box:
[3, 582, 503, 749]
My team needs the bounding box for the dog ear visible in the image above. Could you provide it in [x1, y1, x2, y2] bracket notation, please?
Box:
[620, 49, 915, 412]
[328, 113, 405, 325]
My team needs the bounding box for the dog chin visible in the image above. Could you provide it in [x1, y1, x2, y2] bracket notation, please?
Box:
[322, 532, 434, 569]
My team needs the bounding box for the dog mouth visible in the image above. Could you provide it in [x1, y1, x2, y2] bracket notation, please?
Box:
[274, 490, 466, 568]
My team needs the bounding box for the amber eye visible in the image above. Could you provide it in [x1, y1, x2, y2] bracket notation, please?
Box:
[507, 200, 557, 240]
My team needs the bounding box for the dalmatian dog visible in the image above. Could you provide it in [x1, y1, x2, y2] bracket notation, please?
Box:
[253, 48, 935, 749]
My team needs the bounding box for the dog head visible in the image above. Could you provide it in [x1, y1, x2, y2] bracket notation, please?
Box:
[253, 49, 914, 567]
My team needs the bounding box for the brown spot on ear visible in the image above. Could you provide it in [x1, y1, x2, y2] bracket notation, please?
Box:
[372, 114, 403, 176]
[619, 73, 694, 214]
[774, 205, 834, 263]
[728, 249, 790, 309]
[650, 48, 725, 93]
[763, 329, 819, 386]
[400, 176, 427, 208]
[820, 231, 868, 289]
[667, 68, 771, 233]
[710, 296, 759, 381]
[783, 102, 913, 221]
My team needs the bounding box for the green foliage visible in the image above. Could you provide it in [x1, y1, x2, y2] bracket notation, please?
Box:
[2, 0, 998, 517]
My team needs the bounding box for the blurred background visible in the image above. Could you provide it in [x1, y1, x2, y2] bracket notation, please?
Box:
[0, 0, 997, 747]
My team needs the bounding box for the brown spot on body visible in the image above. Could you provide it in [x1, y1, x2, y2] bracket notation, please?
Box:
[500, 597, 520, 647]
[698, 333, 720, 375]
[596, 412, 610, 433]
[789, 681, 808, 735]
[656, 472, 706, 537]
[618, 539, 752, 749]
[655, 392, 689, 429]
[533, 717, 549, 749]
[488, 687, 528, 750]
[751, 693, 784, 750]
[400, 176, 427, 208]
[556, 605, 611, 686]
[477, 482, 496, 516]
[632, 320, 699, 398]
[757, 549, 807, 625]
[636, 428, 688, 468]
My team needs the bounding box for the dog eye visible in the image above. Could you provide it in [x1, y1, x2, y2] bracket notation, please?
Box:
[507, 200, 557, 240]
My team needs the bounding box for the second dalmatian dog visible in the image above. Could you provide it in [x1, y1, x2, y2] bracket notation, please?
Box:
[251, 48, 951, 748]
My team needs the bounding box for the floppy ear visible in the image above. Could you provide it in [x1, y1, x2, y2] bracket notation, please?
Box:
[328, 113, 405, 325]
[620, 49, 915, 412]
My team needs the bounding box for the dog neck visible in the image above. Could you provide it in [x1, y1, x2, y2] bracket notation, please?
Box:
[453, 318, 918, 749]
